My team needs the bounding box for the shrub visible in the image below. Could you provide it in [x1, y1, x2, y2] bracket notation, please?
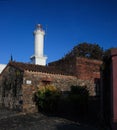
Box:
[35, 85, 61, 113]
[70, 85, 89, 98]
[68, 85, 89, 114]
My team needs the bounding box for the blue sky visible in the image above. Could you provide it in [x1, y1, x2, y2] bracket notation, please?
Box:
[0, 0, 117, 64]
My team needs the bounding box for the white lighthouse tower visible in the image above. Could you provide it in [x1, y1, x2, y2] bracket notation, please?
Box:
[30, 24, 47, 66]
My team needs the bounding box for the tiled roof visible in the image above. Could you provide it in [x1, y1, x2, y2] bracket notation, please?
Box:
[8, 61, 70, 75]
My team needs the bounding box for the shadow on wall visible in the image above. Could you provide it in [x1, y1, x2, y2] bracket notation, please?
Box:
[34, 85, 101, 123]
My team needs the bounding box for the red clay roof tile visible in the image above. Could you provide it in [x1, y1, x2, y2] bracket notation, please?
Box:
[8, 61, 70, 75]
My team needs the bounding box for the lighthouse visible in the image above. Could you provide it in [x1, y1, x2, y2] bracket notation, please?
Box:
[30, 24, 47, 66]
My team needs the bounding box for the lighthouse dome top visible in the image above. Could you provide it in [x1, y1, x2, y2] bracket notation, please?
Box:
[36, 24, 43, 31]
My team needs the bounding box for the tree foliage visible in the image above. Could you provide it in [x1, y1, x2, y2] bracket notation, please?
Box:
[64, 42, 104, 60]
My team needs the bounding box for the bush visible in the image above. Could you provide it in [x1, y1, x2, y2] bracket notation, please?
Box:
[68, 85, 89, 115]
[35, 85, 61, 113]
[70, 85, 89, 99]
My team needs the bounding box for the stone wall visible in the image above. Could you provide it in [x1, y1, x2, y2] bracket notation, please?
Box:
[0, 66, 23, 110]
[48, 57, 76, 76]
[22, 71, 95, 112]
[48, 57, 102, 97]
[76, 57, 102, 80]
[0, 60, 99, 113]
[48, 57, 102, 80]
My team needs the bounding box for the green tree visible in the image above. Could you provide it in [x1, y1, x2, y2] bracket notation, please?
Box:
[103, 48, 114, 62]
[64, 42, 104, 60]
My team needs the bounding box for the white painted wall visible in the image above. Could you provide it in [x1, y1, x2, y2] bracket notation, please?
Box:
[0, 64, 6, 73]
[34, 56, 47, 65]
[34, 29, 45, 57]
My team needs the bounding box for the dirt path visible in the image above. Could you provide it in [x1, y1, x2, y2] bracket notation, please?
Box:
[0, 108, 99, 130]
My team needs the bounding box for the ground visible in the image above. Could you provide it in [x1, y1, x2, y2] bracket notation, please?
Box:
[0, 108, 101, 130]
